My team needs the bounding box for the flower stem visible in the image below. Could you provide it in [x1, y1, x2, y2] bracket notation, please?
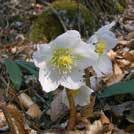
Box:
[81, 94, 96, 120]
[66, 88, 76, 130]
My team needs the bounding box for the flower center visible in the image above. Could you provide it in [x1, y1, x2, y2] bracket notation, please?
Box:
[51, 48, 74, 72]
[95, 40, 107, 55]
[59, 55, 73, 67]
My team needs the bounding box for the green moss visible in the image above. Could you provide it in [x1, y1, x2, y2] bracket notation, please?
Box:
[30, 10, 63, 42]
[96, 0, 126, 14]
[116, 2, 124, 13]
[81, 0, 126, 15]
[116, 0, 126, 13]
[30, 0, 95, 42]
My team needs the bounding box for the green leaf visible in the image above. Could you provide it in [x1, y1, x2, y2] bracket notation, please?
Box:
[15, 60, 38, 77]
[99, 79, 134, 97]
[4, 59, 23, 89]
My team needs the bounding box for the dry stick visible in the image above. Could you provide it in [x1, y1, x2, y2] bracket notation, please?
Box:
[66, 88, 76, 130]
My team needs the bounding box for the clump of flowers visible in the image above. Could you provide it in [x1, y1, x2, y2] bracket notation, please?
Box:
[87, 22, 117, 77]
[33, 30, 97, 92]
[33, 25, 117, 129]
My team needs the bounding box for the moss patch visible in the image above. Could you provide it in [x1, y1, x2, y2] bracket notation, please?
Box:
[30, 0, 95, 42]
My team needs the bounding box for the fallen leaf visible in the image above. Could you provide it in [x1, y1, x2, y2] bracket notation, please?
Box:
[126, 31, 134, 40]
[49, 91, 67, 122]
[123, 51, 134, 62]
[26, 103, 42, 119]
[104, 63, 125, 86]
[117, 59, 130, 69]
[18, 93, 34, 109]
[124, 23, 134, 32]
[100, 112, 110, 125]
[0, 110, 7, 129]
[7, 104, 27, 134]
[111, 101, 134, 117]
[87, 120, 103, 134]
[107, 50, 117, 61]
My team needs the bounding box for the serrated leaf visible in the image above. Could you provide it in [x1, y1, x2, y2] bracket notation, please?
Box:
[99, 79, 134, 97]
[4, 59, 22, 89]
[16, 60, 38, 77]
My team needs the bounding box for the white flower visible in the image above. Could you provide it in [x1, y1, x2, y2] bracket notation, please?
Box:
[62, 85, 94, 107]
[33, 30, 98, 92]
[87, 22, 117, 77]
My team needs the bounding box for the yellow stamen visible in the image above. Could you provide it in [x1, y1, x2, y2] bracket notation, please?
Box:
[95, 40, 107, 55]
[51, 48, 74, 72]
[59, 55, 73, 67]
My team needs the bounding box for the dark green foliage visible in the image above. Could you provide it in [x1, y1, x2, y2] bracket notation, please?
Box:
[4, 59, 39, 90]
[4, 59, 23, 90]
[16, 60, 38, 77]
[99, 80, 134, 97]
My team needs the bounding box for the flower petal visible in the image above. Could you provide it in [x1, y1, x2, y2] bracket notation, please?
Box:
[93, 54, 113, 77]
[75, 85, 94, 106]
[33, 44, 52, 69]
[97, 33, 117, 50]
[73, 41, 98, 69]
[51, 30, 81, 49]
[61, 88, 69, 106]
[60, 68, 84, 89]
[98, 21, 116, 33]
[39, 67, 60, 92]
[62, 85, 94, 107]
[87, 34, 98, 45]
[73, 41, 93, 57]
[87, 22, 117, 51]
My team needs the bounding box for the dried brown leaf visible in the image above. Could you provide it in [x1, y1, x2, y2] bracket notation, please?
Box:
[87, 120, 103, 134]
[123, 51, 134, 62]
[117, 59, 130, 70]
[100, 112, 110, 125]
[108, 50, 117, 61]
[126, 31, 134, 40]
[7, 104, 27, 134]
[0, 110, 7, 129]
[104, 63, 124, 86]
[18, 93, 34, 109]
[26, 103, 42, 119]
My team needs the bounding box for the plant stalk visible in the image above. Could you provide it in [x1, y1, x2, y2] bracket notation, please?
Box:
[66, 88, 76, 130]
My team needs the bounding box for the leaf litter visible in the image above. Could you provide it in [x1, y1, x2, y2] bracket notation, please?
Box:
[0, 0, 134, 133]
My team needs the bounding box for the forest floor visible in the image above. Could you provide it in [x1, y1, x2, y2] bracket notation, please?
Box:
[0, 0, 134, 134]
